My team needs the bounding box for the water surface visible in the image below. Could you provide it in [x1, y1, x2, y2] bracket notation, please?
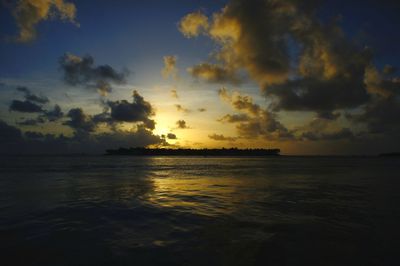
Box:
[0, 156, 399, 265]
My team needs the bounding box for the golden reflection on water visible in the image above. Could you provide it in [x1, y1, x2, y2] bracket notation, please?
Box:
[147, 170, 269, 217]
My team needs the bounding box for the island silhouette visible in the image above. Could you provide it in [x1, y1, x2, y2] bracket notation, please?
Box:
[105, 147, 280, 156]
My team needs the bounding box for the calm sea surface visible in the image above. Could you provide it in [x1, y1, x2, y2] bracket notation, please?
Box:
[0, 156, 399, 265]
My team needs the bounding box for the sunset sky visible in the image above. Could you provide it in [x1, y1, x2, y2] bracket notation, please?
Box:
[0, 0, 399, 155]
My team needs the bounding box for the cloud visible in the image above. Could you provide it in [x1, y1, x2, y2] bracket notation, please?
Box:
[58, 90, 156, 134]
[16, 86, 49, 104]
[296, 118, 357, 141]
[350, 97, 400, 136]
[265, 76, 370, 117]
[175, 104, 190, 113]
[178, 11, 209, 38]
[63, 108, 96, 133]
[198, 108, 206, 112]
[301, 128, 355, 141]
[364, 65, 400, 98]
[10, 87, 64, 124]
[171, 89, 179, 99]
[208, 134, 237, 142]
[107, 90, 155, 129]
[218, 113, 249, 123]
[235, 110, 294, 140]
[218, 88, 293, 140]
[179, 0, 377, 117]
[17, 104, 64, 126]
[179, 0, 400, 145]
[167, 133, 177, 139]
[59, 53, 128, 96]
[9, 87, 49, 113]
[179, 1, 293, 85]
[17, 118, 46, 126]
[176, 120, 188, 129]
[43, 104, 63, 121]
[9, 99, 43, 113]
[0, 120, 166, 155]
[9, 86, 51, 113]
[218, 87, 260, 115]
[188, 63, 241, 84]
[11, 0, 78, 42]
[162, 55, 178, 80]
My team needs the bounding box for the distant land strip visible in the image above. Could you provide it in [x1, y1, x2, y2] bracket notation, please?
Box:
[105, 147, 280, 156]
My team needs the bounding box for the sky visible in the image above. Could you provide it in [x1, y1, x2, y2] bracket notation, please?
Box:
[0, 0, 399, 155]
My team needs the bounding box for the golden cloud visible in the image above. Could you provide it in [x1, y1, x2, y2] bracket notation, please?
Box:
[178, 11, 209, 38]
[12, 0, 78, 42]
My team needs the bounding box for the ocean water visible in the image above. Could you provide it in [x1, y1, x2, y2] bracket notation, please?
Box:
[0, 156, 399, 266]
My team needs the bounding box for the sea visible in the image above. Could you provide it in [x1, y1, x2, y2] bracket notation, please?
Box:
[0, 156, 399, 266]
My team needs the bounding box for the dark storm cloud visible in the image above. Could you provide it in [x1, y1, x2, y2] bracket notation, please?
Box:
[0, 120, 166, 155]
[59, 53, 128, 95]
[107, 90, 155, 129]
[208, 134, 237, 142]
[176, 120, 188, 129]
[9, 100, 43, 113]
